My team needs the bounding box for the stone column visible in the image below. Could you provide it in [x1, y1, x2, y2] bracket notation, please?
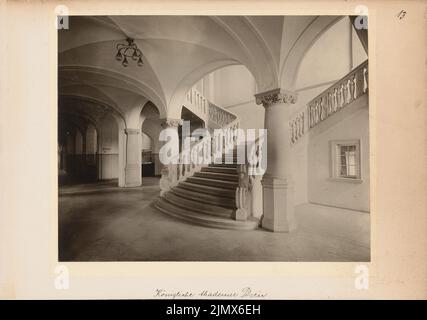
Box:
[124, 128, 142, 187]
[159, 118, 182, 195]
[255, 88, 298, 232]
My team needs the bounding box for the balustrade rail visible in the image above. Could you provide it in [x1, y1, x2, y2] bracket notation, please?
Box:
[308, 60, 368, 129]
[208, 102, 238, 129]
[161, 87, 240, 196]
[289, 60, 368, 145]
[160, 87, 263, 222]
[290, 111, 305, 144]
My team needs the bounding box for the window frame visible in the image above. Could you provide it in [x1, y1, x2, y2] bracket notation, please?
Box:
[329, 139, 363, 183]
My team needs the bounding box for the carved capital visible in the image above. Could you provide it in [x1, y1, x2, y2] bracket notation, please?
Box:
[255, 88, 298, 108]
[125, 128, 140, 135]
[161, 118, 183, 128]
[281, 90, 298, 104]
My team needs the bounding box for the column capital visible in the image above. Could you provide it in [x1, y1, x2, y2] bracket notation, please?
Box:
[125, 128, 140, 135]
[161, 118, 183, 128]
[255, 88, 298, 108]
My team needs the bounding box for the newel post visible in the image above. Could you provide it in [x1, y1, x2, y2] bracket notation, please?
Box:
[235, 164, 249, 221]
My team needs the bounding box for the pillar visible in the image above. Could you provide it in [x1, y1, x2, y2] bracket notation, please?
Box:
[124, 128, 142, 187]
[255, 88, 298, 232]
[159, 118, 182, 195]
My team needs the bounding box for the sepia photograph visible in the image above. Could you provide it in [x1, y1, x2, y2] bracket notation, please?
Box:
[58, 15, 370, 262]
[1, 0, 426, 302]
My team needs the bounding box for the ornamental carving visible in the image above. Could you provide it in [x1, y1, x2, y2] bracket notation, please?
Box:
[161, 118, 183, 128]
[255, 89, 298, 108]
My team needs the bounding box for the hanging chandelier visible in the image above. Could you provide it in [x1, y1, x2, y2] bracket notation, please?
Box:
[115, 38, 143, 67]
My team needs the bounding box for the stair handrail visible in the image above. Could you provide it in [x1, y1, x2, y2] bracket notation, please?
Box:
[208, 101, 239, 129]
[160, 91, 240, 196]
[288, 60, 368, 145]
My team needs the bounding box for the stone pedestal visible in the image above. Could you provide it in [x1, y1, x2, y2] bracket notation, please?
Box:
[261, 176, 296, 232]
[124, 128, 141, 187]
[255, 88, 298, 232]
[250, 175, 263, 219]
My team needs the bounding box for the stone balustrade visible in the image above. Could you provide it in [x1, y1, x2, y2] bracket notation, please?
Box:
[308, 60, 368, 129]
[159, 115, 240, 196]
[162, 87, 264, 222]
[184, 87, 209, 119]
[208, 102, 238, 128]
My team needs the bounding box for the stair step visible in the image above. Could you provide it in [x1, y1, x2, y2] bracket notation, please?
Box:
[209, 163, 238, 168]
[163, 192, 233, 218]
[202, 166, 237, 174]
[194, 171, 238, 182]
[177, 182, 235, 199]
[154, 199, 259, 231]
[171, 188, 236, 209]
[212, 155, 240, 162]
[186, 176, 238, 190]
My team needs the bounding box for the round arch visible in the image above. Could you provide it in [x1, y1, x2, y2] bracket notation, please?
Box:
[280, 16, 345, 90]
[167, 59, 242, 119]
[59, 65, 168, 118]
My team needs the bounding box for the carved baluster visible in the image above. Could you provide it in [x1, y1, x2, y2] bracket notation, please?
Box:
[350, 73, 357, 102]
[301, 114, 304, 136]
[292, 119, 298, 142]
[342, 82, 348, 105]
[356, 67, 364, 98]
[290, 121, 294, 143]
[338, 86, 343, 109]
[313, 103, 317, 125]
[343, 79, 348, 105]
[363, 67, 368, 93]
[301, 112, 305, 135]
[321, 97, 326, 121]
[235, 164, 249, 221]
[311, 104, 315, 127]
[296, 118, 300, 140]
[313, 102, 317, 125]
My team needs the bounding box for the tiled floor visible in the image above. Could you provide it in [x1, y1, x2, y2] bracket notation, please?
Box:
[58, 178, 370, 261]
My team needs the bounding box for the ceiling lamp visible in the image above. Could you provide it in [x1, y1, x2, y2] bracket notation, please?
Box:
[115, 38, 143, 67]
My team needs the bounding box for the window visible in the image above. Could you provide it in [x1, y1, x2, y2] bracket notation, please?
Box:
[331, 140, 361, 181]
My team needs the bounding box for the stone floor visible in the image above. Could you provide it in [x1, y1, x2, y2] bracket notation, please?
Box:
[58, 177, 370, 261]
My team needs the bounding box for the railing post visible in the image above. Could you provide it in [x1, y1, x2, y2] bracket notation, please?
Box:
[235, 164, 249, 221]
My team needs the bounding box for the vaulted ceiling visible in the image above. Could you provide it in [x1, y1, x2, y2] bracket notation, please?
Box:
[58, 15, 343, 125]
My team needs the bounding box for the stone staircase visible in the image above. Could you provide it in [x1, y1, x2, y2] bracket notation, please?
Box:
[153, 87, 262, 230]
[154, 161, 260, 231]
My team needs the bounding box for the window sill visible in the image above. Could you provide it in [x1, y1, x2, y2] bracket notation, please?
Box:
[328, 177, 363, 184]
